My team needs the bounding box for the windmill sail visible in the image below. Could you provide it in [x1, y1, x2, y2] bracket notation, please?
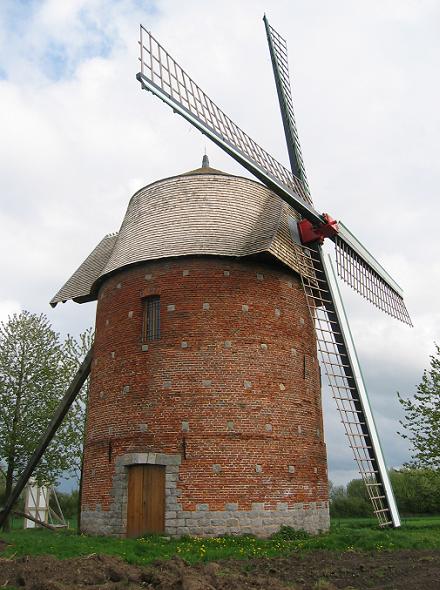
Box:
[263, 15, 311, 202]
[137, 26, 315, 220]
[137, 26, 411, 327]
[299, 246, 400, 527]
[334, 227, 411, 324]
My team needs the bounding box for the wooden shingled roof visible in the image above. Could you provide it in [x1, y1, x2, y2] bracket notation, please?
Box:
[50, 165, 305, 307]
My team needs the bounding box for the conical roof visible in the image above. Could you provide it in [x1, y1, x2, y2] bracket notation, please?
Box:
[50, 162, 303, 307]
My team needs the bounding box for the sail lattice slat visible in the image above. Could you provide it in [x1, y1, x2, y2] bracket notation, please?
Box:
[299, 245, 397, 527]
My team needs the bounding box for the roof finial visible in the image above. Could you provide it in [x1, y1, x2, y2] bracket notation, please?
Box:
[202, 154, 210, 168]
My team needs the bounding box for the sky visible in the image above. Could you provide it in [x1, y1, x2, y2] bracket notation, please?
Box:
[0, 0, 439, 489]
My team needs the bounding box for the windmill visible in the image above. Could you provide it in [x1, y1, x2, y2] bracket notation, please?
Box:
[134, 16, 411, 528]
[0, 17, 410, 533]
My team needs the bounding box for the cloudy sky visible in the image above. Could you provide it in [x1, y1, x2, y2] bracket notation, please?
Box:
[1, 0, 439, 487]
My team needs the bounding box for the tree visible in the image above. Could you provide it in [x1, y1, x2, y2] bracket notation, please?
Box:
[398, 343, 440, 471]
[329, 478, 372, 518]
[390, 468, 440, 514]
[0, 311, 91, 530]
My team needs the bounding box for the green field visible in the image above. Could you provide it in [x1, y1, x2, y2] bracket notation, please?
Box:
[1, 516, 440, 565]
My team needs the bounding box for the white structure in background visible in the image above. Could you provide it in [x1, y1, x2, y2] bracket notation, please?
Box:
[24, 480, 49, 528]
[23, 480, 67, 529]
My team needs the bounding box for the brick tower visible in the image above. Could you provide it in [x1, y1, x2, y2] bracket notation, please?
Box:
[51, 160, 329, 537]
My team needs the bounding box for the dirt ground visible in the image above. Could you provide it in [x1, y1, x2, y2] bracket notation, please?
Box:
[0, 549, 439, 589]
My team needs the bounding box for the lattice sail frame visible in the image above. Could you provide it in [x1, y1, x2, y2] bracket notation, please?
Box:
[137, 25, 411, 327]
[299, 246, 400, 527]
[264, 16, 311, 200]
[334, 233, 411, 324]
[139, 25, 311, 207]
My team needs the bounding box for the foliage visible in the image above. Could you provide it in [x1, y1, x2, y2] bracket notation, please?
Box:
[0, 311, 92, 530]
[330, 495, 372, 518]
[390, 468, 440, 514]
[50, 489, 79, 520]
[330, 468, 440, 518]
[1, 516, 440, 564]
[329, 478, 372, 518]
[398, 343, 440, 470]
[270, 525, 311, 541]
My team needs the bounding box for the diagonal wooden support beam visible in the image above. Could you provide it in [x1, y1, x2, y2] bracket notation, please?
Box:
[0, 346, 93, 529]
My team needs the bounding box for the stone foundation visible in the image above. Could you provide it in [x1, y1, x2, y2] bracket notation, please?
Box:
[167, 502, 329, 537]
[80, 452, 329, 537]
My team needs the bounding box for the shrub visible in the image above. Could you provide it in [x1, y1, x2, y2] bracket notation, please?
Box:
[271, 525, 312, 540]
[330, 496, 372, 518]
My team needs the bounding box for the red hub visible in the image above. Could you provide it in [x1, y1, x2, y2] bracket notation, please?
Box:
[298, 214, 339, 245]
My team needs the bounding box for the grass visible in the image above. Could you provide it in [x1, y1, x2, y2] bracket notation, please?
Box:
[1, 516, 440, 565]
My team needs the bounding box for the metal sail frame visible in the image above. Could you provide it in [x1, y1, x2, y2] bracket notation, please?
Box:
[136, 20, 406, 527]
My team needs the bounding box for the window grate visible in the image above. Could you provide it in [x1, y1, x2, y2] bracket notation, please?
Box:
[143, 296, 160, 341]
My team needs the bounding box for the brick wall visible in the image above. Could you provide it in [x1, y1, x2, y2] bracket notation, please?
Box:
[81, 255, 329, 536]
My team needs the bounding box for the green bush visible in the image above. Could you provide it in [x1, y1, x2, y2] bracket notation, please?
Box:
[271, 525, 311, 541]
[329, 469, 440, 518]
[390, 469, 440, 514]
[51, 489, 79, 520]
[330, 496, 372, 518]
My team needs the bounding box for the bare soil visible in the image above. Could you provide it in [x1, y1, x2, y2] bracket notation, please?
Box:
[0, 550, 439, 589]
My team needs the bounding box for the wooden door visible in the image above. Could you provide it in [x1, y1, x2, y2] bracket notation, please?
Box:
[126, 464, 165, 537]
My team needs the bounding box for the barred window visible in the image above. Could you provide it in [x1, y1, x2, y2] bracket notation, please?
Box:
[142, 296, 160, 341]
